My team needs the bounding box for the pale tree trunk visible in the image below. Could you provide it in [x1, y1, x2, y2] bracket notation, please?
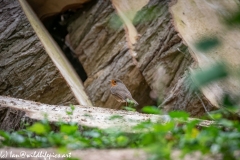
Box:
[170, 0, 240, 112]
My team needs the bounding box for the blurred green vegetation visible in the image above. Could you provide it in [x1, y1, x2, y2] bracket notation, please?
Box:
[189, 62, 228, 91]
[194, 37, 220, 52]
[0, 106, 239, 160]
[223, 7, 240, 27]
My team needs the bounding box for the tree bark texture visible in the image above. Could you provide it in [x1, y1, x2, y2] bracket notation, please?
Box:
[67, 0, 215, 116]
[0, 0, 77, 106]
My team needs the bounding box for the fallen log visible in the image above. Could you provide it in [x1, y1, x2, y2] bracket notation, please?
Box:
[0, 96, 214, 131]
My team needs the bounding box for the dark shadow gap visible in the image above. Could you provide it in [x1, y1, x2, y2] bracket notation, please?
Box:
[42, 11, 88, 82]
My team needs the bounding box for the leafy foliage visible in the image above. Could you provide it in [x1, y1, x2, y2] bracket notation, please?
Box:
[195, 37, 220, 52]
[223, 8, 240, 27]
[141, 106, 161, 114]
[189, 62, 228, 91]
[0, 107, 239, 160]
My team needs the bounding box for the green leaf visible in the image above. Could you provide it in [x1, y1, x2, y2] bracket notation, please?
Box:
[224, 10, 240, 26]
[48, 133, 65, 146]
[11, 133, 25, 143]
[141, 106, 161, 114]
[133, 120, 153, 130]
[108, 13, 123, 30]
[0, 130, 10, 141]
[70, 104, 75, 111]
[141, 133, 155, 145]
[219, 119, 233, 127]
[116, 136, 129, 146]
[169, 111, 189, 119]
[153, 122, 174, 132]
[210, 144, 221, 154]
[195, 37, 220, 52]
[190, 62, 228, 90]
[109, 115, 123, 120]
[123, 106, 136, 111]
[83, 130, 101, 138]
[60, 124, 78, 134]
[209, 112, 222, 120]
[27, 122, 48, 135]
[222, 94, 240, 112]
[66, 105, 75, 115]
[57, 146, 68, 153]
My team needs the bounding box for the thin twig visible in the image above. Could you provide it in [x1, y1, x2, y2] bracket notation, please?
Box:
[195, 92, 215, 120]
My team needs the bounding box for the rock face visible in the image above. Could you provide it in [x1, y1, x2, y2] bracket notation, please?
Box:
[0, 0, 77, 106]
[67, 0, 215, 116]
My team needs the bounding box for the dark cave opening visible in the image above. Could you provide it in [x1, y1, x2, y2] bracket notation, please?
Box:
[42, 11, 88, 82]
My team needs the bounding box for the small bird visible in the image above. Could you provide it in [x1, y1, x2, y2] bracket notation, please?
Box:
[109, 79, 139, 106]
